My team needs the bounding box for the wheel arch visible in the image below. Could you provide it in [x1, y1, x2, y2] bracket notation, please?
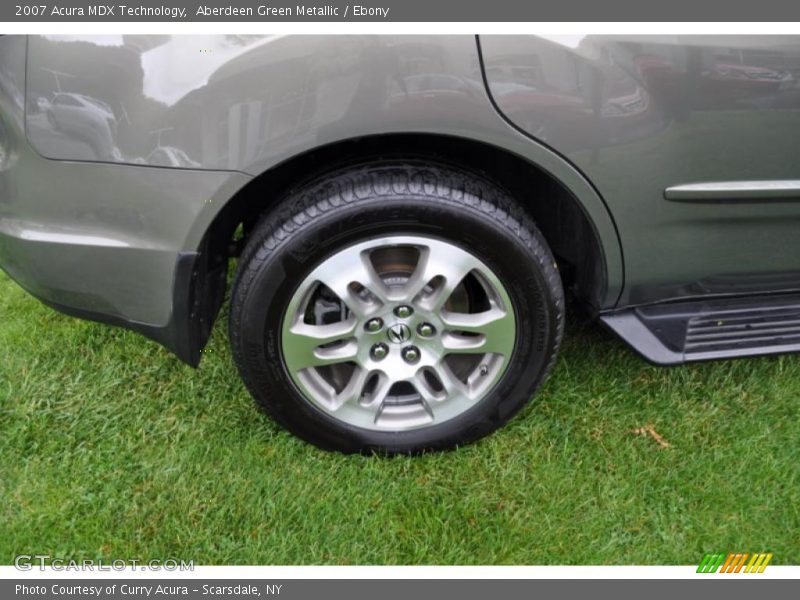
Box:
[184, 132, 623, 364]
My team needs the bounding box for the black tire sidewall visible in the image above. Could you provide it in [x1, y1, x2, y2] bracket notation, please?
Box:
[233, 188, 561, 453]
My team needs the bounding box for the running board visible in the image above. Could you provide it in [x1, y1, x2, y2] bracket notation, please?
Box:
[601, 294, 800, 365]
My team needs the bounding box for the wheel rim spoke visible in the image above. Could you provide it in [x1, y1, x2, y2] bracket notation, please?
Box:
[284, 318, 358, 369]
[434, 361, 470, 398]
[313, 250, 390, 317]
[330, 366, 370, 410]
[398, 246, 432, 302]
[440, 307, 514, 356]
[413, 369, 450, 410]
[332, 369, 392, 420]
[417, 252, 483, 312]
[361, 373, 393, 410]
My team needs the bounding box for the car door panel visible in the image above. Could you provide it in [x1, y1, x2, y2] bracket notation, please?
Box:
[480, 35, 800, 306]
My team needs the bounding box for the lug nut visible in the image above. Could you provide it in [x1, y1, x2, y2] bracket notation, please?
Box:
[394, 305, 413, 318]
[365, 317, 383, 332]
[371, 343, 388, 360]
[401, 346, 420, 363]
[417, 323, 436, 337]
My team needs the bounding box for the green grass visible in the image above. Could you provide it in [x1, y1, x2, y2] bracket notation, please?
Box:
[0, 269, 797, 565]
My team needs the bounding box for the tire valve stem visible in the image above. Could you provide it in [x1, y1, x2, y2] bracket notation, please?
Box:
[479, 364, 489, 376]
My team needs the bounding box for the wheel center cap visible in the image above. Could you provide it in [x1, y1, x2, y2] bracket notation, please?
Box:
[386, 323, 411, 344]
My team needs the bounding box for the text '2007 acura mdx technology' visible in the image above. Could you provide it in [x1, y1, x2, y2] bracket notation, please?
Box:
[2, 35, 800, 453]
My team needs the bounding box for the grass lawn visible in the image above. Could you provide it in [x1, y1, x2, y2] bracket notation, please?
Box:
[0, 268, 797, 565]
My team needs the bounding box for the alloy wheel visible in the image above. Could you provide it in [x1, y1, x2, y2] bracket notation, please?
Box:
[280, 235, 517, 431]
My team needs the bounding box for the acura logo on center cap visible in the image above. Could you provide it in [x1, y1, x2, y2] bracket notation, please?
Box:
[387, 323, 411, 344]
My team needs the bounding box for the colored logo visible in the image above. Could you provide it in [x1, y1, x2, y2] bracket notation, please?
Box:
[697, 552, 772, 573]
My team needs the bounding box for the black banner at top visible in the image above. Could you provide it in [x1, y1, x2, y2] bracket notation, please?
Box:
[4, 0, 800, 22]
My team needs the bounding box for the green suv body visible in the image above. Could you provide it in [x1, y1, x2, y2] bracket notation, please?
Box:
[2, 34, 800, 452]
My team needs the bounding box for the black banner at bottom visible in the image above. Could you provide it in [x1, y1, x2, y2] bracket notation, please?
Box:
[4, 579, 798, 600]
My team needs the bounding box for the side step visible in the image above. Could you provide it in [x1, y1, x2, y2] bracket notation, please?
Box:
[601, 294, 800, 365]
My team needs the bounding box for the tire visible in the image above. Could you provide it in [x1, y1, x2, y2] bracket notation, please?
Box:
[229, 161, 564, 454]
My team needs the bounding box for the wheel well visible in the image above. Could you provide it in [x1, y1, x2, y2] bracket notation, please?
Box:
[198, 133, 607, 349]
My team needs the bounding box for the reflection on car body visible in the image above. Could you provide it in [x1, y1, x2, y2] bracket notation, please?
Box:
[44, 92, 120, 160]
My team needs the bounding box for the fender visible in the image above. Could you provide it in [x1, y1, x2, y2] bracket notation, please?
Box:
[20, 35, 623, 363]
